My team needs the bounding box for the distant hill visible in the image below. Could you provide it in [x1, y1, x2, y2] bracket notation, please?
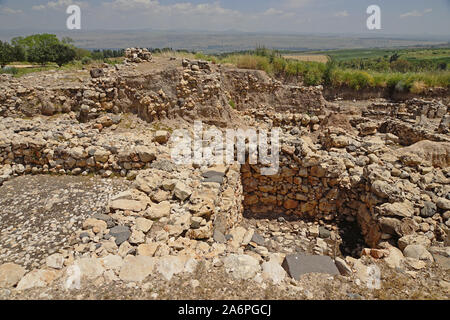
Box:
[0, 29, 448, 53]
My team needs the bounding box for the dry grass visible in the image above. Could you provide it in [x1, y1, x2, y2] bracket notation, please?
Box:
[284, 54, 329, 63]
[153, 51, 197, 60]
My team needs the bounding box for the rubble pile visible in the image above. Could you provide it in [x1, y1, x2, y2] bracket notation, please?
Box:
[0, 55, 448, 299]
[124, 48, 153, 63]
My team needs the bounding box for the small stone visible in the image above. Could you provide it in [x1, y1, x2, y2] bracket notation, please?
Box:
[109, 226, 131, 245]
[309, 225, 320, 237]
[213, 229, 226, 244]
[16, 269, 60, 291]
[99, 254, 123, 271]
[83, 218, 107, 233]
[110, 199, 147, 212]
[437, 198, 450, 211]
[251, 232, 266, 246]
[319, 226, 331, 238]
[129, 230, 145, 244]
[334, 257, 352, 276]
[398, 234, 431, 251]
[154, 131, 170, 144]
[173, 182, 192, 201]
[135, 217, 153, 233]
[137, 243, 159, 257]
[74, 258, 105, 280]
[156, 256, 197, 281]
[403, 245, 434, 262]
[46, 253, 65, 270]
[146, 201, 171, 219]
[119, 256, 156, 282]
[223, 254, 261, 280]
[261, 261, 286, 285]
[421, 201, 437, 218]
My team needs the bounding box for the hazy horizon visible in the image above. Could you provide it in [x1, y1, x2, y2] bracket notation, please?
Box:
[0, 1, 449, 52]
[0, 0, 449, 36]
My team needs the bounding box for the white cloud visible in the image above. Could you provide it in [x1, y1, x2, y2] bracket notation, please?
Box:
[32, 5, 46, 11]
[33, 0, 89, 11]
[334, 11, 349, 17]
[0, 7, 23, 14]
[104, 0, 241, 18]
[283, 0, 311, 9]
[263, 8, 284, 16]
[400, 8, 433, 18]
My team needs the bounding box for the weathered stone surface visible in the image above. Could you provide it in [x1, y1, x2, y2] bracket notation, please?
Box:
[334, 257, 352, 276]
[251, 232, 266, 246]
[154, 131, 170, 144]
[46, 253, 65, 270]
[397, 140, 450, 168]
[137, 243, 159, 257]
[261, 261, 286, 285]
[135, 145, 156, 163]
[16, 269, 60, 291]
[135, 217, 154, 233]
[90, 68, 105, 78]
[382, 244, 404, 269]
[119, 255, 156, 282]
[398, 234, 431, 251]
[281, 254, 339, 280]
[377, 201, 414, 218]
[109, 226, 131, 245]
[437, 198, 450, 211]
[75, 258, 105, 279]
[223, 254, 261, 280]
[156, 256, 197, 281]
[403, 245, 434, 262]
[173, 182, 192, 201]
[83, 218, 108, 233]
[110, 199, 147, 212]
[99, 254, 123, 271]
[0, 263, 26, 288]
[421, 201, 437, 218]
[146, 201, 171, 219]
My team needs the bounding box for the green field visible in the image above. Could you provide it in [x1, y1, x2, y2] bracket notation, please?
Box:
[2, 39, 449, 93]
[297, 47, 450, 72]
[208, 47, 450, 92]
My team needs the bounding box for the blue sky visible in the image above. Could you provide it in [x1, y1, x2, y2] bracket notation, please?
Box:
[0, 0, 449, 36]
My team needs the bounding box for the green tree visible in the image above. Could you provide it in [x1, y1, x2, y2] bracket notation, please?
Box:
[391, 59, 412, 72]
[11, 45, 26, 62]
[27, 44, 56, 65]
[0, 41, 14, 67]
[389, 53, 400, 63]
[13, 34, 60, 65]
[51, 43, 76, 67]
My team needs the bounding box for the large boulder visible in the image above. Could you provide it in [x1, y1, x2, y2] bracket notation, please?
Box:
[397, 140, 450, 168]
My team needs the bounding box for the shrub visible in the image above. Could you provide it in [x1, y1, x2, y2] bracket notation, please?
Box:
[0, 66, 18, 75]
[81, 56, 92, 65]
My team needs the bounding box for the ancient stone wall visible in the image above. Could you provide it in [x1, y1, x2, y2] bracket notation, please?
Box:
[241, 126, 450, 250]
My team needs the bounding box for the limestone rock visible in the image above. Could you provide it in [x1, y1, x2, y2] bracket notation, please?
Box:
[46, 253, 65, 270]
[119, 255, 156, 282]
[0, 263, 26, 288]
[16, 269, 60, 291]
[223, 254, 261, 280]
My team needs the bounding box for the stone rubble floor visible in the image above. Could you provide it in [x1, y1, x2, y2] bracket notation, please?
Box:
[0, 174, 448, 300]
[0, 175, 131, 270]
